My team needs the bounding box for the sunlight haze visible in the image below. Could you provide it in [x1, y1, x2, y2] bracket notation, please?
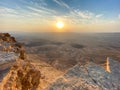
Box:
[0, 0, 120, 32]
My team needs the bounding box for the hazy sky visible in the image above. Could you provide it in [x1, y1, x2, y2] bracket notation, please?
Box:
[0, 0, 120, 32]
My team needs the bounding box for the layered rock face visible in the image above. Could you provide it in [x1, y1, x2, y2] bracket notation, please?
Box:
[0, 33, 30, 89]
[0, 33, 26, 60]
[0, 51, 18, 82]
[46, 58, 120, 90]
[0, 33, 20, 82]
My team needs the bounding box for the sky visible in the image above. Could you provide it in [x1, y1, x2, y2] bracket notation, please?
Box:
[0, 0, 120, 32]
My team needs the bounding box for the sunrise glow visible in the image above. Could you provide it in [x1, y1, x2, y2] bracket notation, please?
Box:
[56, 21, 64, 29]
[0, 0, 120, 32]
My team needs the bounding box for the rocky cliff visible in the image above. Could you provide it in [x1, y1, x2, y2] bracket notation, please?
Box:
[0, 33, 41, 90]
[0, 33, 24, 82]
[0, 33, 63, 90]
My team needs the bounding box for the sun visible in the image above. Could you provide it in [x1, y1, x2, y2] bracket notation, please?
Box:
[56, 21, 64, 29]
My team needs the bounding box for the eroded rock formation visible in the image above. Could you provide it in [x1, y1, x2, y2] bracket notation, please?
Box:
[0, 33, 26, 60]
[1, 59, 41, 90]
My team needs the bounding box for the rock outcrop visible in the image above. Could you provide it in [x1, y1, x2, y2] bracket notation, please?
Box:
[1, 59, 41, 90]
[46, 58, 120, 90]
[0, 33, 26, 60]
[0, 33, 28, 89]
[0, 33, 20, 82]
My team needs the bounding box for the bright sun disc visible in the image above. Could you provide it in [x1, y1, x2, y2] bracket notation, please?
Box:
[56, 21, 64, 29]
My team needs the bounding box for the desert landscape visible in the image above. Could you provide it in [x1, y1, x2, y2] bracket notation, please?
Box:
[14, 32, 120, 71]
[0, 0, 120, 89]
[0, 32, 120, 90]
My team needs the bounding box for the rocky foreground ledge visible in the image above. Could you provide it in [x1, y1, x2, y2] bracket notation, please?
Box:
[46, 57, 120, 90]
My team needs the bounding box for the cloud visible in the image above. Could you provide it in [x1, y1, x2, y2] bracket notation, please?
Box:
[52, 0, 70, 9]
[0, 7, 16, 14]
[0, 0, 58, 20]
[27, 6, 52, 15]
[0, 6, 19, 17]
[0, 0, 118, 30]
[77, 11, 94, 19]
[19, 0, 57, 16]
[118, 14, 120, 19]
[67, 10, 95, 20]
[55, 9, 113, 25]
[96, 14, 103, 18]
